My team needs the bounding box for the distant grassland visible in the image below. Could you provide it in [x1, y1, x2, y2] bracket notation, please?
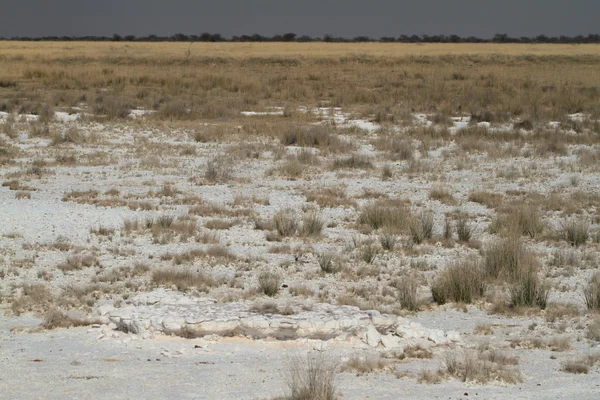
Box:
[0, 41, 599, 123]
[3, 41, 600, 58]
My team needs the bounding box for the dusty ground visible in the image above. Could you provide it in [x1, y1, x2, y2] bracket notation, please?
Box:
[1, 103, 600, 399]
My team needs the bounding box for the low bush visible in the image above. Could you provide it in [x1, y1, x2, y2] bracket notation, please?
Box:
[431, 261, 486, 305]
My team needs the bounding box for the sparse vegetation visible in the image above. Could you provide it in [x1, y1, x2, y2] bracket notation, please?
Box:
[280, 353, 338, 400]
[509, 267, 550, 309]
[152, 269, 219, 291]
[341, 354, 391, 375]
[273, 209, 299, 237]
[409, 211, 434, 244]
[455, 214, 472, 242]
[431, 261, 486, 305]
[561, 354, 600, 374]
[429, 187, 456, 205]
[300, 212, 324, 237]
[258, 271, 282, 297]
[359, 199, 410, 233]
[562, 218, 590, 247]
[3, 41, 600, 398]
[439, 350, 522, 384]
[584, 272, 600, 311]
[318, 252, 340, 274]
[393, 277, 419, 311]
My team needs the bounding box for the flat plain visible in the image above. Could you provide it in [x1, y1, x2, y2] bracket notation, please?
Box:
[1, 42, 600, 399]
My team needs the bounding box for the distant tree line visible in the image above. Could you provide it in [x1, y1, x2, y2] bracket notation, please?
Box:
[3, 32, 600, 44]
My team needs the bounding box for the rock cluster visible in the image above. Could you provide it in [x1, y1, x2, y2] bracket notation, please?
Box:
[99, 290, 461, 349]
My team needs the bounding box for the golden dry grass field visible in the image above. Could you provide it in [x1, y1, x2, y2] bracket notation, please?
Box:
[1, 42, 599, 123]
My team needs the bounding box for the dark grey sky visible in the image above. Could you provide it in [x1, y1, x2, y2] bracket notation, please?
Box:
[0, 0, 597, 38]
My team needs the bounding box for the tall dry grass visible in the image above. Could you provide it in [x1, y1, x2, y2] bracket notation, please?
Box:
[1, 42, 599, 123]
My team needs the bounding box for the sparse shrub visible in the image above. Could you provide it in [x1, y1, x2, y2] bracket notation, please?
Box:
[394, 277, 419, 311]
[11, 283, 54, 315]
[204, 218, 235, 230]
[374, 136, 414, 161]
[258, 271, 282, 297]
[26, 159, 49, 177]
[468, 191, 503, 209]
[409, 211, 434, 244]
[52, 125, 87, 146]
[586, 318, 600, 341]
[42, 309, 100, 330]
[305, 186, 356, 209]
[90, 225, 114, 236]
[509, 267, 550, 309]
[318, 252, 340, 274]
[544, 303, 580, 323]
[551, 248, 581, 268]
[443, 216, 453, 240]
[29, 120, 51, 137]
[300, 212, 324, 236]
[296, 148, 319, 165]
[514, 204, 545, 238]
[332, 153, 373, 170]
[250, 301, 280, 315]
[92, 95, 130, 119]
[379, 233, 397, 251]
[417, 369, 443, 384]
[205, 157, 233, 183]
[431, 261, 486, 305]
[404, 344, 433, 359]
[36, 103, 54, 123]
[561, 354, 600, 374]
[273, 209, 299, 237]
[474, 324, 494, 335]
[381, 164, 393, 180]
[282, 353, 338, 400]
[156, 101, 190, 120]
[358, 243, 379, 264]
[341, 354, 390, 375]
[57, 254, 98, 272]
[152, 269, 218, 291]
[2, 115, 16, 138]
[562, 218, 589, 247]
[15, 191, 31, 199]
[440, 350, 522, 384]
[123, 215, 198, 243]
[281, 125, 351, 153]
[254, 217, 275, 231]
[278, 158, 304, 179]
[429, 187, 456, 205]
[359, 199, 410, 233]
[561, 360, 589, 374]
[455, 214, 471, 242]
[484, 236, 534, 281]
[584, 272, 600, 311]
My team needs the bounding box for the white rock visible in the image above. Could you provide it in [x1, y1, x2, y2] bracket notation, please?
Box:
[97, 304, 115, 316]
[312, 341, 328, 352]
[413, 338, 433, 349]
[364, 324, 381, 347]
[381, 334, 402, 349]
[446, 331, 461, 342]
[162, 318, 183, 332]
[371, 314, 395, 327]
[428, 329, 449, 345]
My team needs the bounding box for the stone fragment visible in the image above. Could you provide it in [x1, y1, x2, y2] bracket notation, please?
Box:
[381, 334, 402, 349]
[364, 324, 381, 347]
[446, 331, 461, 342]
